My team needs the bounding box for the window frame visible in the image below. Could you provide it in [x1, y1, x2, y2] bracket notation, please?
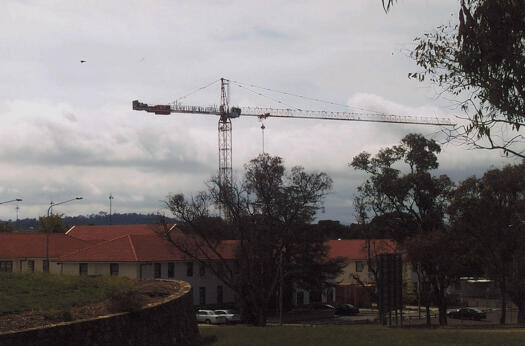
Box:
[110, 263, 119, 276]
[43, 260, 49, 273]
[186, 262, 193, 277]
[355, 261, 365, 273]
[217, 285, 223, 304]
[168, 262, 174, 278]
[154, 263, 161, 278]
[28, 260, 35, 273]
[0, 261, 13, 272]
[79, 263, 88, 276]
[199, 286, 206, 305]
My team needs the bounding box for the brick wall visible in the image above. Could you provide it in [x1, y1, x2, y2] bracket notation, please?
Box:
[0, 281, 199, 346]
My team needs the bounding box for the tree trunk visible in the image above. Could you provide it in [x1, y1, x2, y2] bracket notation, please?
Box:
[425, 304, 431, 327]
[438, 304, 447, 326]
[518, 305, 525, 324]
[436, 281, 448, 326]
[500, 280, 507, 325]
[256, 308, 267, 326]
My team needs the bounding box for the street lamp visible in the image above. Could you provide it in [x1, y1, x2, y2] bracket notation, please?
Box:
[0, 198, 22, 205]
[0, 199, 22, 232]
[44, 197, 83, 272]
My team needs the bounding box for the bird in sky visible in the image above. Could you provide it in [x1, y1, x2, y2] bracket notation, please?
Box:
[80, 60, 86, 63]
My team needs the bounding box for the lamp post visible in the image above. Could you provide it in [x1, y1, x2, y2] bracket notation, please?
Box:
[0, 198, 23, 205]
[45, 197, 83, 272]
[0, 199, 22, 232]
[109, 193, 114, 225]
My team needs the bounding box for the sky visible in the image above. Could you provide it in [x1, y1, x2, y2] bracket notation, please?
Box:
[0, 0, 521, 224]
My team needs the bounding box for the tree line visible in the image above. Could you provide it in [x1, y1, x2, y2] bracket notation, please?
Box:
[352, 133, 525, 326]
[0, 213, 178, 233]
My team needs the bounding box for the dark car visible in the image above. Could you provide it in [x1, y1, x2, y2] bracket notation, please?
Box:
[447, 307, 487, 320]
[335, 304, 360, 315]
[311, 303, 336, 311]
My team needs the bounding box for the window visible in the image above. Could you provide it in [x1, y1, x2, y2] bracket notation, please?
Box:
[296, 291, 305, 305]
[199, 263, 205, 277]
[310, 289, 322, 303]
[110, 263, 119, 276]
[356, 261, 365, 273]
[216, 262, 224, 277]
[168, 262, 174, 278]
[0, 261, 13, 272]
[28, 260, 35, 273]
[79, 263, 88, 276]
[217, 285, 223, 304]
[234, 260, 240, 273]
[43, 260, 49, 273]
[199, 287, 206, 305]
[186, 262, 193, 277]
[154, 263, 161, 278]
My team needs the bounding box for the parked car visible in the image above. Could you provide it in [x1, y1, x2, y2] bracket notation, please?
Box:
[311, 303, 336, 311]
[195, 310, 227, 324]
[214, 309, 241, 324]
[447, 307, 487, 320]
[335, 304, 360, 316]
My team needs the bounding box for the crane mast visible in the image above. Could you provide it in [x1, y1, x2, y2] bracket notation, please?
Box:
[132, 78, 455, 192]
[219, 78, 232, 188]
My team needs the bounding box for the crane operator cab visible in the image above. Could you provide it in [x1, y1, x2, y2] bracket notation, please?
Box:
[220, 106, 241, 118]
[230, 107, 241, 118]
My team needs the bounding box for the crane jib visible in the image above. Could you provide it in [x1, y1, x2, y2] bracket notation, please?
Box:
[132, 100, 455, 126]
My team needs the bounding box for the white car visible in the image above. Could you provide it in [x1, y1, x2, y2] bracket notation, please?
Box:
[214, 309, 241, 324]
[195, 309, 227, 324]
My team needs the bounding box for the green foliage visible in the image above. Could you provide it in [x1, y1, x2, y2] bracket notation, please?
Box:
[166, 154, 343, 326]
[38, 214, 68, 233]
[42, 308, 73, 322]
[449, 160, 525, 322]
[350, 133, 453, 242]
[351, 133, 458, 326]
[200, 324, 525, 346]
[409, 0, 525, 158]
[0, 222, 15, 233]
[0, 272, 135, 315]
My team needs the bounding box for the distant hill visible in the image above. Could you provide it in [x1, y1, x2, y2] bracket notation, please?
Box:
[3, 213, 178, 231]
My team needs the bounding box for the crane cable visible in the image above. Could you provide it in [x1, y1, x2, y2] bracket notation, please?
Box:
[232, 83, 304, 111]
[229, 79, 385, 115]
[172, 79, 220, 104]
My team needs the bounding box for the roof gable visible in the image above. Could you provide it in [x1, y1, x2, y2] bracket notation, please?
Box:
[59, 235, 140, 262]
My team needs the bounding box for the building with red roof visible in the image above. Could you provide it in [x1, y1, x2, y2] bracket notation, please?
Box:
[0, 225, 402, 307]
[0, 233, 93, 274]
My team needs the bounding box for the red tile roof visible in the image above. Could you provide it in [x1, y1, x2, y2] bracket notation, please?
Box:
[327, 239, 397, 260]
[0, 225, 397, 264]
[0, 233, 92, 259]
[58, 231, 238, 262]
[66, 224, 171, 241]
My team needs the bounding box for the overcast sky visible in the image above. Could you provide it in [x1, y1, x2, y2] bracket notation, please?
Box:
[0, 0, 520, 224]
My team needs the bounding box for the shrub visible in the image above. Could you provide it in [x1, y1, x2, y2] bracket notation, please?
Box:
[43, 308, 73, 322]
[107, 288, 145, 313]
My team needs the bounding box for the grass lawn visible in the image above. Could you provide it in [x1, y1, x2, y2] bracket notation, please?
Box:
[200, 324, 525, 346]
[0, 272, 135, 314]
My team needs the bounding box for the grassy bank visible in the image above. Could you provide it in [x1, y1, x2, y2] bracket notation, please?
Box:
[200, 324, 525, 346]
[0, 272, 135, 314]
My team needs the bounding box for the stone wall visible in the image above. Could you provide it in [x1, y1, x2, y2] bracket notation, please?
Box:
[0, 281, 199, 346]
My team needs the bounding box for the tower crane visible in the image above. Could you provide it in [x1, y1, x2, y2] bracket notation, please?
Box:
[132, 78, 455, 187]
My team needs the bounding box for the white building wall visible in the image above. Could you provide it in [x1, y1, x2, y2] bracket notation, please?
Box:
[57, 260, 235, 307]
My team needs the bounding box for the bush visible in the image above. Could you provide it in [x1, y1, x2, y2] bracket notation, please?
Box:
[43, 308, 73, 322]
[107, 288, 145, 313]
